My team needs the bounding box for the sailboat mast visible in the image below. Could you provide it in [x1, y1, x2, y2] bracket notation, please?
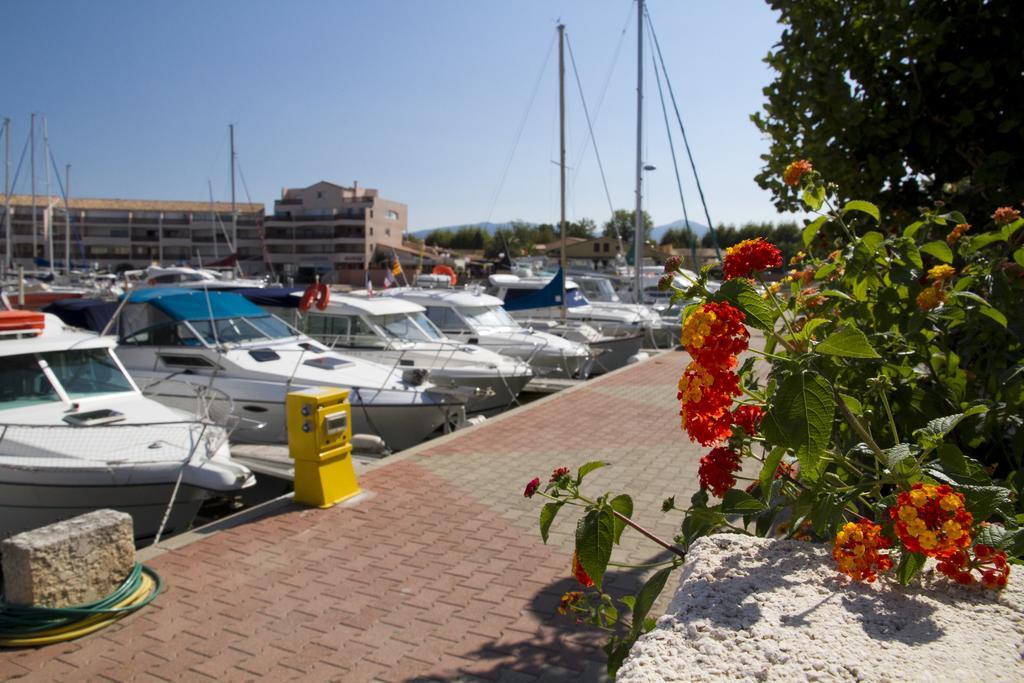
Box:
[4, 117, 11, 274]
[633, 0, 645, 304]
[43, 116, 53, 276]
[229, 123, 237, 257]
[30, 113, 37, 265]
[558, 23, 567, 322]
[63, 165, 71, 273]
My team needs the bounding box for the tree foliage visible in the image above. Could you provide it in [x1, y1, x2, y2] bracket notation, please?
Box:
[603, 209, 653, 241]
[753, 0, 1024, 218]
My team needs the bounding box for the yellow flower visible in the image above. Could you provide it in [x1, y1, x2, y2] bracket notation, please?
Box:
[909, 489, 929, 507]
[939, 494, 963, 512]
[907, 517, 928, 538]
[898, 505, 918, 522]
[918, 531, 938, 550]
[916, 285, 947, 311]
[927, 264, 955, 283]
[943, 520, 965, 541]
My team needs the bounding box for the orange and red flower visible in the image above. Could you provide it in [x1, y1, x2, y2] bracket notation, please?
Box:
[833, 521, 894, 582]
[723, 238, 783, 280]
[916, 285, 947, 311]
[698, 447, 742, 497]
[732, 405, 765, 436]
[558, 591, 584, 615]
[549, 467, 571, 483]
[937, 544, 1011, 589]
[677, 360, 742, 446]
[572, 551, 594, 588]
[524, 477, 541, 498]
[992, 206, 1021, 226]
[681, 302, 750, 366]
[946, 222, 971, 244]
[783, 159, 813, 187]
[889, 483, 973, 558]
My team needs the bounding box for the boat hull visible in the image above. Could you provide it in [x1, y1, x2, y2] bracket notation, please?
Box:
[429, 369, 533, 412]
[587, 333, 646, 375]
[0, 478, 210, 545]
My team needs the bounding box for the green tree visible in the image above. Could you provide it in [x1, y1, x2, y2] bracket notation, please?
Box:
[603, 209, 653, 241]
[659, 227, 697, 248]
[753, 0, 1024, 219]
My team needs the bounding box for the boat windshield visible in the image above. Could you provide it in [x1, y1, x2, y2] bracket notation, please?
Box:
[373, 313, 436, 343]
[0, 348, 134, 410]
[461, 306, 519, 329]
[410, 312, 445, 340]
[188, 316, 294, 345]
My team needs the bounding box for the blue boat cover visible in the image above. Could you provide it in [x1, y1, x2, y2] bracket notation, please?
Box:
[502, 268, 589, 311]
[43, 299, 118, 333]
[126, 288, 268, 321]
[234, 287, 304, 309]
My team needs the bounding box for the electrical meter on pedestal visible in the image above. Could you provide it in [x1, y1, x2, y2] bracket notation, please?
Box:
[286, 387, 361, 508]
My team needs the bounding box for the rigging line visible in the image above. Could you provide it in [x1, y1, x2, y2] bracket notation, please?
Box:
[646, 16, 696, 253]
[568, 3, 632, 198]
[47, 149, 86, 263]
[484, 31, 557, 224]
[235, 161, 273, 276]
[2, 129, 31, 205]
[565, 32, 616, 221]
[645, 6, 722, 260]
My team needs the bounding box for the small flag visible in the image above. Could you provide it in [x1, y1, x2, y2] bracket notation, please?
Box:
[391, 259, 402, 276]
[383, 270, 397, 288]
[365, 272, 374, 296]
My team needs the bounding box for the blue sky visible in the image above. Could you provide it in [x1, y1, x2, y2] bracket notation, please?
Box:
[1, 1, 794, 231]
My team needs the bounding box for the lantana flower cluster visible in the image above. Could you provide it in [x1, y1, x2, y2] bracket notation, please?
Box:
[722, 238, 783, 280]
[938, 544, 1011, 589]
[832, 521, 894, 583]
[890, 483, 973, 557]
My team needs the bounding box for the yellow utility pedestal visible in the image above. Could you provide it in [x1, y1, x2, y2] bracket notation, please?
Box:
[286, 387, 361, 508]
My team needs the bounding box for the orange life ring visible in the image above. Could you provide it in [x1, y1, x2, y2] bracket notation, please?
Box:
[432, 264, 457, 286]
[314, 283, 330, 310]
[299, 283, 331, 311]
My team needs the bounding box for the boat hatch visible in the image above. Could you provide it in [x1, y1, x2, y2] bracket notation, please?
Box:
[303, 356, 352, 370]
[249, 349, 281, 362]
[299, 342, 327, 353]
[63, 408, 127, 427]
[159, 354, 217, 369]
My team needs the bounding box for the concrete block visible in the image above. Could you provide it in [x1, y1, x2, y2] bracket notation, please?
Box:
[619, 534, 1024, 682]
[1, 509, 135, 607]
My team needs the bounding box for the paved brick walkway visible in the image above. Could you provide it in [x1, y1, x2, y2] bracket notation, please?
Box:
[1, 350, 714, 682]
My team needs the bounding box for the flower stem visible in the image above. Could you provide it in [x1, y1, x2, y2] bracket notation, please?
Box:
[878, 389, 900, 447]
[608, 509, 688, 559]
[836, 393, 886, 464]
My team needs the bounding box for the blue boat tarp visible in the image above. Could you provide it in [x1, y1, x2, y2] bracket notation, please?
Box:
[502, 268, 589, 312]
[43, 299, 118, 333]
[234, 287, 304, 309]
[125, 289, 268, 321]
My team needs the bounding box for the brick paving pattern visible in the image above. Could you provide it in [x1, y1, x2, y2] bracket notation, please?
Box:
[1, 350, 714, 682]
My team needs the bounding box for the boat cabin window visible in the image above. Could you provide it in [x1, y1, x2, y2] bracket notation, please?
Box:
[0, 355, 61, 409]
[188, 316, 293, 345]
[374, 313, 435, 343]
[409, 312, 445, 340]
[42, 349, 135, 398]
[121, 321, 203, 347]
[306, 313, 384, 348]
[424, 306, 470, 333]
[159, 354, 218, 369]
[460, 306, 518, 329]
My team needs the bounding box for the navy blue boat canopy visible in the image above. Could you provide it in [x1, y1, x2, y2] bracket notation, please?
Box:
[233, 287, 304, 309]
[43, 299, 118, 333]
[502, 268, 589, 312]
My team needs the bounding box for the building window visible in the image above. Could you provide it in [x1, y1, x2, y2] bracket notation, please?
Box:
[370, 227, 374, 236]
[316, 191, 323, 199]
[593, 243, 600, 253]
[603, 243, 610, 252]
[387, 210, 399, 220]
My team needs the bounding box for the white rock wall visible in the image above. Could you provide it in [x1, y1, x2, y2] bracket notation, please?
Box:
[618, 534, 1024, 682]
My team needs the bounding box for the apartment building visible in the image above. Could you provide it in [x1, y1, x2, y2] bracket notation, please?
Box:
[1, 195, 265, 272]
[263, 181, 410, 285]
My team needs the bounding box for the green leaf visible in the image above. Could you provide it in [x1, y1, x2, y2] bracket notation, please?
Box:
[839, 393, 863, 415]
[576, 461, 608, 484]
[759, 447, 785, 491]
[762, 373, 836, 483]
[609, 494, 633, 544]
[980, 306, 1008, 328]
[539, 501, 563, 544]
[802, 318, 831, 338]
[721, 489, 766, 514]
[959, 485, 1014, 521]
[1014, 247, 1024, 268]
[920, 240, 953, 263]
[628, 566, 674, 641]
[815, 327, 881, 358]
[913, 406, 988, 452]
[950, 290, 991, 307]
[820, 288, 855, 302]
[884, 443, 922, 482]
[575, 508, 615, 589]
[815, 263, 837, 280]
[717, 278, 776, 331]
[802, 215, 828, 247]
[802, 185, 826, 211]
[903, 221, 924, 240]
[842, 200, 880, 222]
[897, 552, 927, 586]
[973, 524, 1018, 552]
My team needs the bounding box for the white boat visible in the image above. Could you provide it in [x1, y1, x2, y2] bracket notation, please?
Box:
[485, 270, 647, 374]
[568, 272, 679, 348]
[68, 288, 460, 452]
[124, 265, 268, 291]
[0, 309, 254, 544]
[245, 289, 533, 413]
[376, 285, 594, 380]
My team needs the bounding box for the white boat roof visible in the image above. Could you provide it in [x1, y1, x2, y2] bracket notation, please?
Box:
[321, 294, 425, 316]
[0, 313, 115, 358]
[382, 287, 505, 309]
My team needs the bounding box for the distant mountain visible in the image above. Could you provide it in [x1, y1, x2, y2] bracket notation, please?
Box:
[410, 221, 538, 238]
[651, 219, 710, 244]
